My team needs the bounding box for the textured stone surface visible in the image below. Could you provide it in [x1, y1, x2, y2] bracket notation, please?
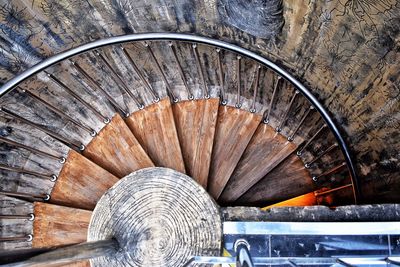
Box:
[222, 204, 400, 222]
[88, 167, 222, 267]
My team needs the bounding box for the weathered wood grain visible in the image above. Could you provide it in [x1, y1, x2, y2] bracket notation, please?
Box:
[208, 106, 262, 199]
[88, 168, 222, 267]
[172, 98, 219, 187]
[125, 98, 185, 173]
[50, 150, 119, 210]
[237, 153, 314, 206]
[83, 114, 154, 177]
[32, 202, 91, 248]
[220, 123, 298, 203]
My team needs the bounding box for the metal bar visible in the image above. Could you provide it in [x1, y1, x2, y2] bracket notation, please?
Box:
[315, 183, 353, 196]
[223, 221, 400, 235]
[120, 45, 159, 102]
[0, 235, 32, 243]
[144, 42, 178, 102]
[0, 214, 34, 220]
[192, 43, 210, 99]
[3, 239, 119, 267]
[0, 107, 84, 151]
[0, 136, 65, 163]
[235, 55, 242, 108]
[0, 190, 49, 202]
[45, 72, 108, 123]
[94, 50, 143, 110]
[19, 88, 96, 136]
[168, 42, 193, 100]
[264, 76, 281, 124]
[236, 240, 254, 267]
[297, 124, 327, 156]
[305, 143, 339, 168]
[0, 33, 361, 202]
[0, 163, 57, 181]
[216, 48, 226, 105]
[250, 65, 261, 113]
[277, 90, 299, 132]
[288, 106, 314, 141]
[312, 162, 347, 181]
[70, 60, 128, 117]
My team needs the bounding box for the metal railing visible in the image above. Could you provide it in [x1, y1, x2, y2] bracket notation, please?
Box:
[0, 33, 360, 202]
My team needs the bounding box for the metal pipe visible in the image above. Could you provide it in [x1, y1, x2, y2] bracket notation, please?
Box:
[250, 65, 261, 113]
[0, 136, 65, 163]
[305, 143, 339, 168]
[0, 163, 57, 181]
[0, 235, 32, 243]
[94, 50, 144, 110]
[297, 124, 327, 156]
[0, 191, 49, 202]
[0, 214, 34, 220]
[288, 106, 314, 141]
[312, 162, 347, 181]
[19, 88, 96, 136]
[235, 56, 242, 108]
[192, 43, 210, 99]
[70, 60, 128, 117]
[0, 33, 360, 202]
[45, 72, 108, 123]
[0, 107, 84, 151]
[276, 90, 299, 132]
[3, 239, 119, 267]
[144, 42, 178, 102]
[168, 42, 193, 100]
[216, 48, 226, 105]
[315, 183, 353, 196]
[264, 76, 281, 124]
[120, 46, 159, 102]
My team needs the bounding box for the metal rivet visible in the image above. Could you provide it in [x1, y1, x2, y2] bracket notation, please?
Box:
[305, 163, 311, 169]
[26, 234, 33, 242]
[276, 127, 282, 133]
[205, 94, 210, 99]
[235, 103, 242, 109]
[50, 174, 57, 182]
[103, 118, 111, 124]
[312, 176, 318, 182]
[90, 130, 97, 137]
[79, 144, 85, 151]
[153, 97, 160, 103]
[43, 194, 50, 201]
[28, 213, 35, 221]
[296, 151, 302, 156]
[173, 98, 179, 103]
[250, 108, 256, 113]
[288, 136, 294, 142]
[59, 157, 66, 164]
[139, 104, 145, 110]
[189, 95, 194, 100]
[263, 118, 269, 124]
[221, 99, 227, 106]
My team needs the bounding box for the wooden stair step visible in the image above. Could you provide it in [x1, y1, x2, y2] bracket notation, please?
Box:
[237, 153, 313, 206]
[220, 123, 297, 203]
[32, 202, 91, 248]
[83, 113, 154, 177]
[50, 150, 119, 210]
[172, 99, 219, 188]
[125, 98, 185, 173]
[208, 106, 262, 199]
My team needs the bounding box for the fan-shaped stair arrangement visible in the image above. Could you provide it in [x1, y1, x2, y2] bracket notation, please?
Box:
[0, 35, 357, 265]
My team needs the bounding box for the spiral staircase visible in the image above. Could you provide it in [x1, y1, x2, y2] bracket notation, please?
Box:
[0, 33, 373, 266]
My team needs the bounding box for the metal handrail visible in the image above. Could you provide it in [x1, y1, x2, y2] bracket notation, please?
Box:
[0, 33, 360, 202]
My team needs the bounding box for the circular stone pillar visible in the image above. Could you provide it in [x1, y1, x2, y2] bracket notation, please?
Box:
[88, 167, 222, 266]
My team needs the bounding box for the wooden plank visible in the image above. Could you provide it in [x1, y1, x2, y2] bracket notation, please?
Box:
[219, 124, 297, 203]
[237, 153, 314, 206]
[208, 106, 262, 199]
[50, 150, 119, 210]
[83, 114, 154, 178]
[32, 202, 91, 248]
[125, 98, 185, 173]
[172, 99, 219, 187]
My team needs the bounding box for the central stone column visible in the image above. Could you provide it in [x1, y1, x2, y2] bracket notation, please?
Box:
[88, 167, 222, 266]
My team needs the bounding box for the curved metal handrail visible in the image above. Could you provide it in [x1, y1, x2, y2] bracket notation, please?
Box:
[0, 33, 360, 202]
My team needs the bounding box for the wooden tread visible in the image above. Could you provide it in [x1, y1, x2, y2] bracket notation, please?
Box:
[219, 124, 297, 203]
[83, 114, 154, 177]
[32, 202, 91, 248]
[208, 106, 262, 199]
[50, 150, 119, 210]
[237, 153, 313, 206]
[172, 99, 219, 188]
[125, 98, 185, 173]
